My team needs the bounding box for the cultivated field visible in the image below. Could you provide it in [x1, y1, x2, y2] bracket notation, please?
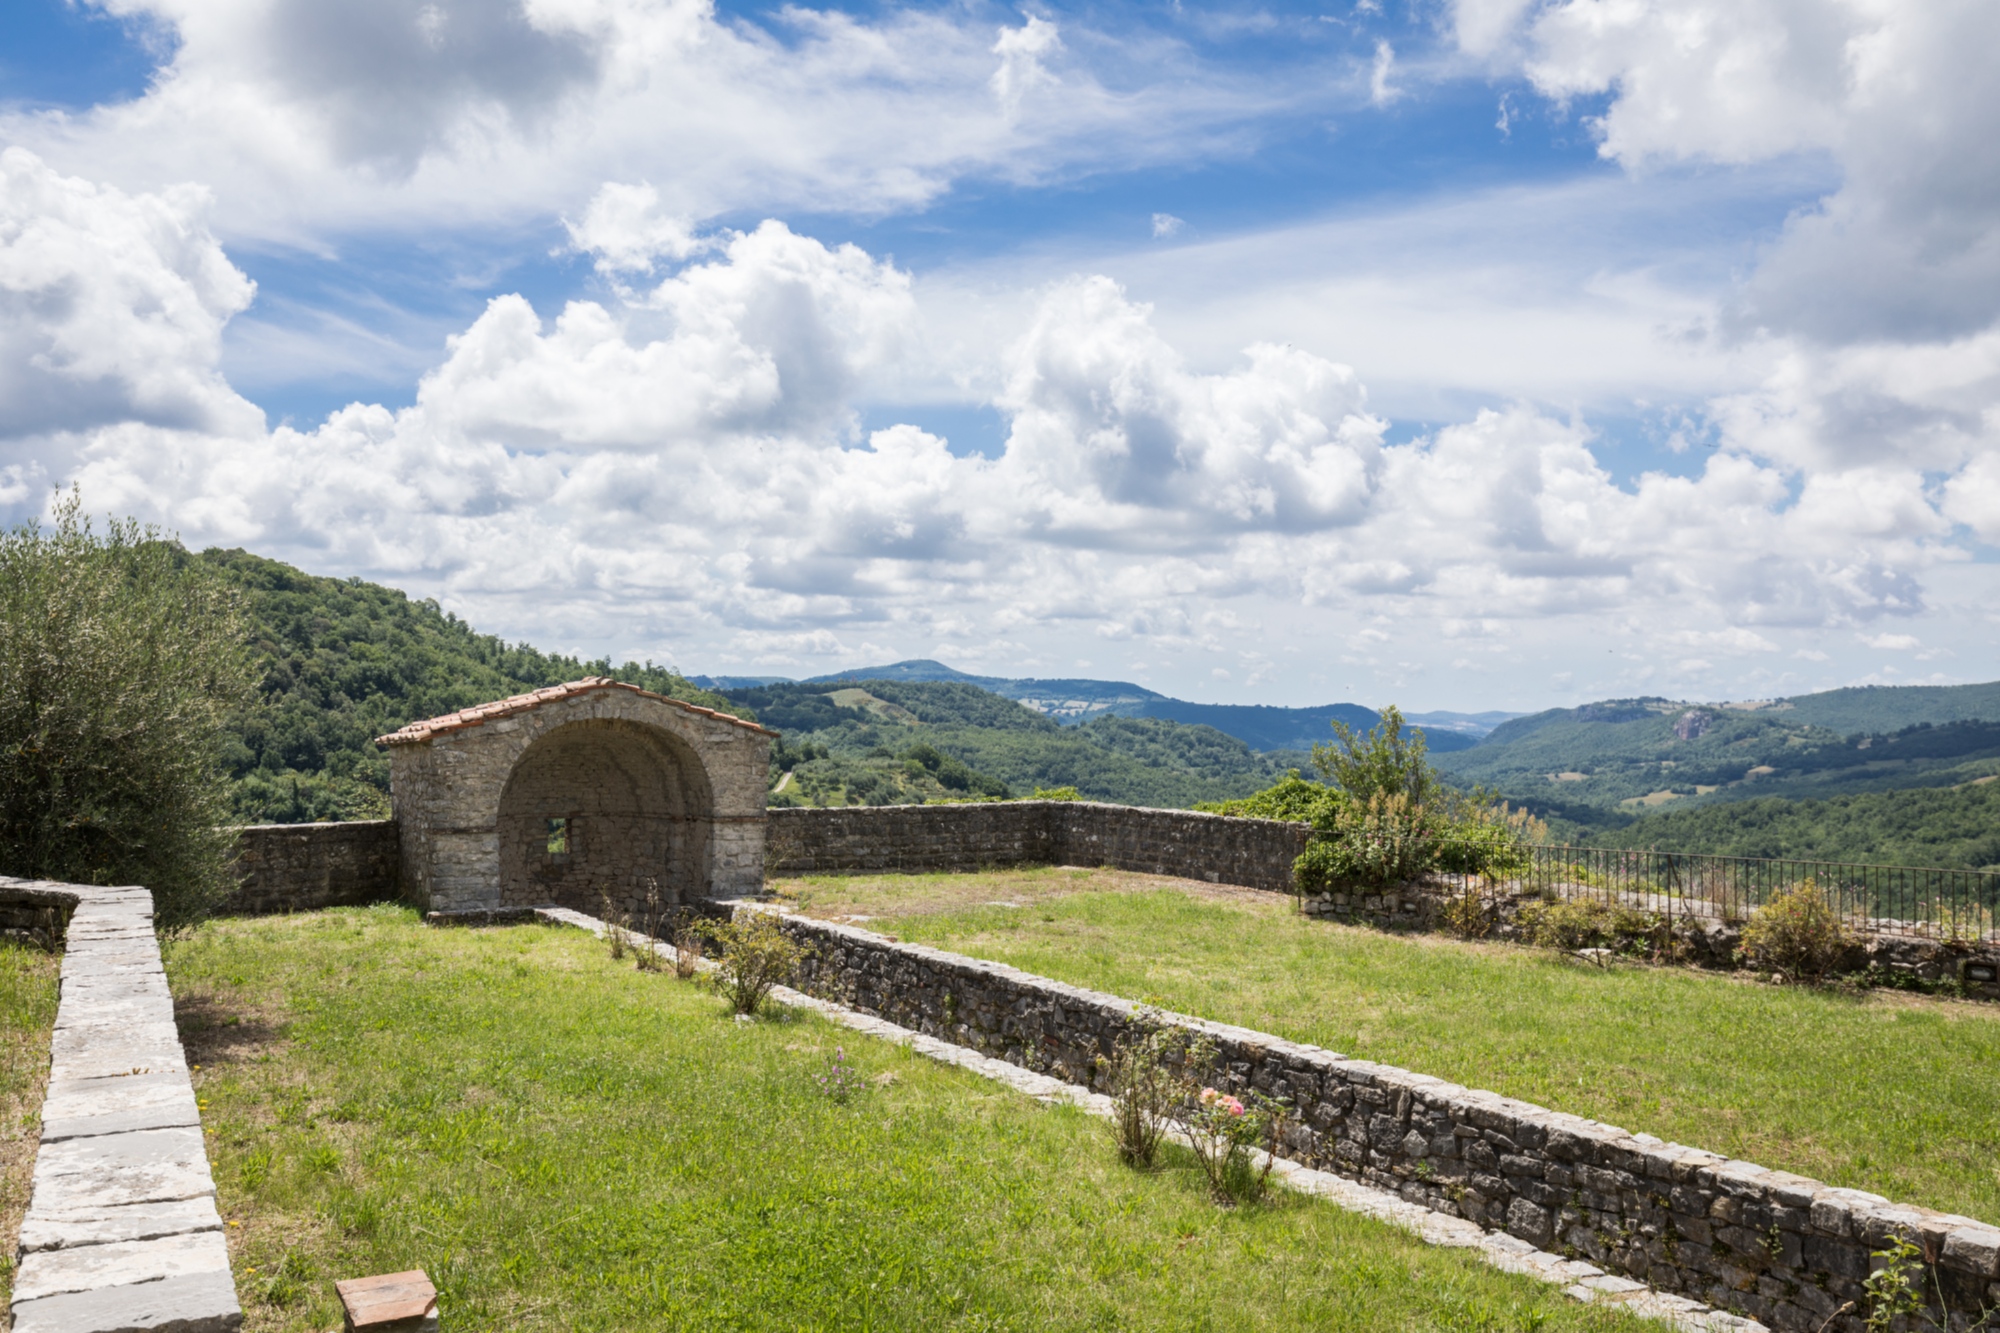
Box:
[165, 907, 1641, 1332]
[783, 866, 2000, 1224]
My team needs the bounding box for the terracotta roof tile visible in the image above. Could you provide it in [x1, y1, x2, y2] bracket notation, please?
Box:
[374, 677, 773, 746]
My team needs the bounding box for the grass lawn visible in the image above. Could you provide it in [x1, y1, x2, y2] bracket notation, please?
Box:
[166, 906, 1642, 1333]
[784, 866, 2000, 1226]
[0, 941, 61, 1306]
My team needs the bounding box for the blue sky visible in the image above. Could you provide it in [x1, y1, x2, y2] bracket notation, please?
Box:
[2, 0, 1996, 709]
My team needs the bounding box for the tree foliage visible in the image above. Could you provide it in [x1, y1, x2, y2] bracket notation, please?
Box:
[1312, 705, 1437, 805]
[0, 499, 255, 930]
[203, 549, 745, 823]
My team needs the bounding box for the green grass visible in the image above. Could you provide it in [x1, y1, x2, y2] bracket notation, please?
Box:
[165, 906, 1642, 1333]
[0, 940, 62, 1305]
[805, 873, 2000, 1225]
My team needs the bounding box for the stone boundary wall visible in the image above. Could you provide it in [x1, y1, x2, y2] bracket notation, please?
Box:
[1303, 882, 2000, 1000]
[225, 820, 401, 915]
[766, 801, 1309, 894]
[0, 875, 239, 1332]
[774, 911, 2000, 1333]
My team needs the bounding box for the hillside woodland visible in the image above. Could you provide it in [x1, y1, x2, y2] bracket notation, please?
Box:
[198, 548, 2000, 867]
[206, 550, 743, 823]
[1594, 780, 2000, 869]
[207, 553, 1301, 821]
[730, 681, 1303, 809]
[1438, 703, 2000, 821]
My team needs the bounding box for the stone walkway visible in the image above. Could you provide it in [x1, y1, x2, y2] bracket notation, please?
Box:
[1, 876, 238, 1333]
[534, 905, 1769, 1333]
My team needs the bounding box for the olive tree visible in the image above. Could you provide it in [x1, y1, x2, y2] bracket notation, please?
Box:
[0, 495, 254, 932]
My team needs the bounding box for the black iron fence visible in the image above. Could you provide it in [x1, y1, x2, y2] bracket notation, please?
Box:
[1433, 844, 2000, 942]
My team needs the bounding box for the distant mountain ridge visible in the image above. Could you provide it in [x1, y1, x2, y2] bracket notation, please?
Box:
[694, 659, 1482, 752]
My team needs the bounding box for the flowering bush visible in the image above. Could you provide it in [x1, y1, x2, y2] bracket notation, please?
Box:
[1184, 1082, 1289, 1205]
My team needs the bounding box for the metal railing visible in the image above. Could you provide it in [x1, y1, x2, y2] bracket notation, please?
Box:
[1430, 844, 2000, 942]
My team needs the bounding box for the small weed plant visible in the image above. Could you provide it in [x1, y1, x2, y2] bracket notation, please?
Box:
[1863, 1236, 1927, 1332]
[701, 911, 812, 1015]
[631, 880, 670, 973]
[600, 893, 631, 962]
[671, 918, 705, 979]
[1741, 880, 1858, 983]
[1096, 1023, 1195, 1168]
[1857, 1233, 1999, 1333]
[814, 1046, 867, 1103]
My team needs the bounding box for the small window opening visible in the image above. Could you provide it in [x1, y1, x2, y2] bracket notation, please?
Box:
[546, 816, 570, 856]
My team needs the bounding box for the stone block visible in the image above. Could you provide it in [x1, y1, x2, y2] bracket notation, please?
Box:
[10, 1267, 241, 1333]
[1506, 1198, 1553, 1247]
[42, 1072, 201, 1142]
[1942, 1224, 2000, 1278]
[30, 1126, 216, 1211]
[18, 1197, 223, 1253]
[12, 1230, 232, 1305]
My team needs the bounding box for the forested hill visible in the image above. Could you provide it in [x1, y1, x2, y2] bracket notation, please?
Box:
[203, 549, 742, 823]
[205, 551, 1300, 820]
[721, 680, 1302, 809]
[1598, 780, 2000, 870]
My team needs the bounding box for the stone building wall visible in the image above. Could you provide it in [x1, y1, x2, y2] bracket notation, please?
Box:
[766, 801, 1308, 893]
[381, 680, 773, 913]
[774, 911, 2000, 1333]
[225, 820, 401, 915]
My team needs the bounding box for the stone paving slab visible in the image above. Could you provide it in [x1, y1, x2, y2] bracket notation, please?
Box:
[12, 1230, 232, 1304]
[19, 1197, 224, 1253]
[43, 1072, 202, 1143]
[29, 1121, 215, 1213]
[53, 1000, 180, 1034]
[534, 905, 1769, 1333]
[49, 1034, 190, 1083]
[9, 1268, 243, 1333]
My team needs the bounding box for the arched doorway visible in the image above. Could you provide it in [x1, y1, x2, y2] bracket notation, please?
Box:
[495, 718, 714, 917]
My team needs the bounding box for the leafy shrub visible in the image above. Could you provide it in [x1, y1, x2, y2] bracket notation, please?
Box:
[0, 497, 256, 931]
[1740, 880, 1858, 982]
[1195, 773, 1349, 829]
[1517, 898, 1653, 953]
[700, 911, 813, 1014]
[1028, 786, 1082, 801]
[1293, 793, 1441, 891]
[1312, 705, 1437, 805]
[1097, 1025, 1196, 1168]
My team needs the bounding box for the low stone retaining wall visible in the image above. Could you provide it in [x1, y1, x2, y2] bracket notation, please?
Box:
[1304, 882, 2000, 1000]
[0, 875, 239, 1332]
[775, 911, 2000, 1333]
[225, 820, 401, 915]
[766, 801, 1308, 894]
